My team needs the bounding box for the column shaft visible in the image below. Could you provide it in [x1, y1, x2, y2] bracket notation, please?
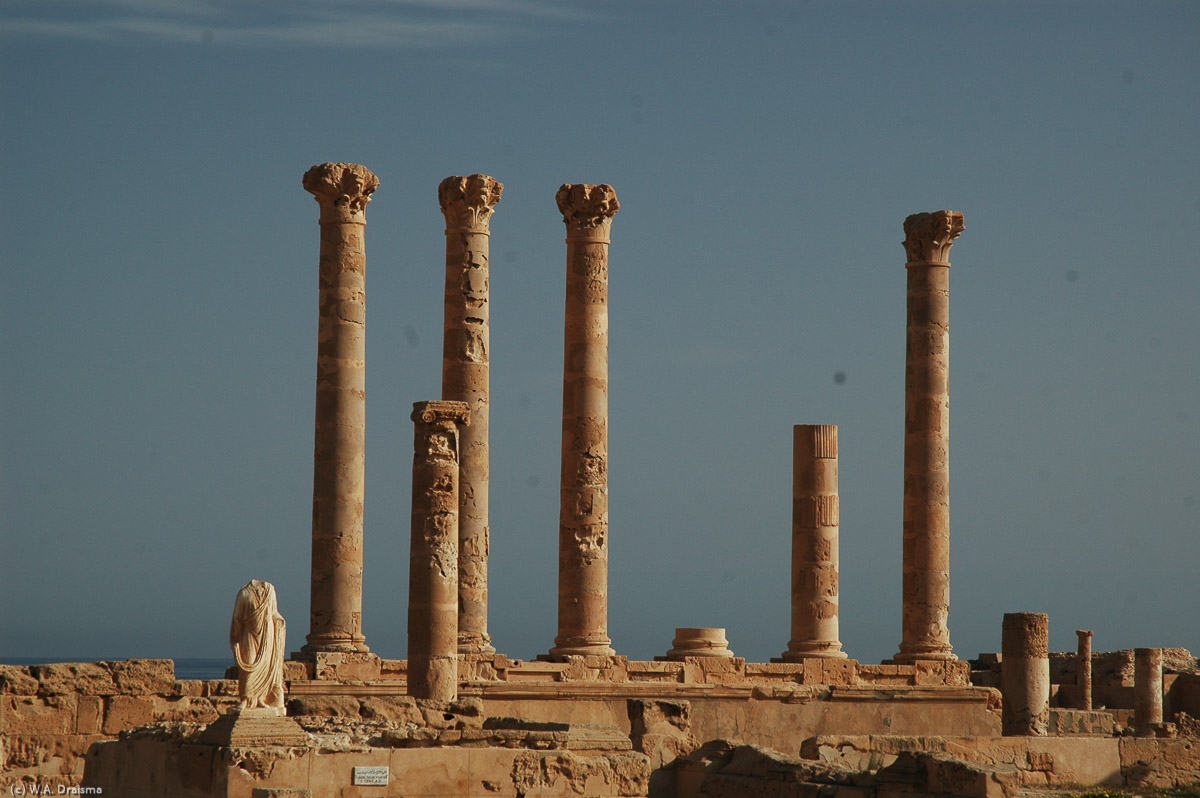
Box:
[1001, 612, 1050, 736]
[550, 183, 619, 658]
[894, 210, 964, 663]
[301, 162, 378, 655]
[438, 175, 502, 655]
[408, 401, 470, 701]
[1076, 629, 1094, 711]
[783, 424, 846, 659]
[1134, 647, 1164, 735]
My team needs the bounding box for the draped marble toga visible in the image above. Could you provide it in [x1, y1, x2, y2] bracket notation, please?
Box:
[230, 579, 286, 711]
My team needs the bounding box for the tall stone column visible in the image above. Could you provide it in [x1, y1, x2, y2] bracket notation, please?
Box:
[550, 183, 619, 659]
[893, 210, 964, 663]
[438, 174, 503, 655]
[1001, 612, 1050, 736]
[408, 400, 470, 701]
[301, 162, 378, 655]
[782, 424, 846, 660]
[1134, 647, 1164, 736]
[1076, 629, 1094, 711]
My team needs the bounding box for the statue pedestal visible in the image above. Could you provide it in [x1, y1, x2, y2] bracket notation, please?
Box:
[199, 708, 308, 747]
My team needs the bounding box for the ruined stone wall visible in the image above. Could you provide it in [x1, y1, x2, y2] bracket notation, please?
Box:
[1, 660, 238, 788]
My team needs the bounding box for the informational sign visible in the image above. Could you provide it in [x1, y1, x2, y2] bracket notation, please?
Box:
[352, 765, 390, 786]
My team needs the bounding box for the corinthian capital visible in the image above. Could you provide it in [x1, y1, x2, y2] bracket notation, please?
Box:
[903, 210, 964, 265]
[556, 183, 619, 239]
[303, 163, 379, 224]
[438, 174, 503, 232]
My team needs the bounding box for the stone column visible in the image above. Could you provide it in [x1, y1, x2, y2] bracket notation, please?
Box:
[550, 183, 619, 659]
[407, 400, 470, 701]
[893, 210, 964, 663]
[1001, 612, 1050, 736]
[300, 162, 378, 655]
[1134, 647, 1164, 736]
[438, 174, 503, 656]
[1076, 629, 1094, 711]
[782, 424, 846, 660]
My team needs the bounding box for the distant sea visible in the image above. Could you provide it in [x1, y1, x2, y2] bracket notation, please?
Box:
[0, 656, 233, 680]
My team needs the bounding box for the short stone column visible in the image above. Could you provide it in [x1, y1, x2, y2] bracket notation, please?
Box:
[407, 400, 470, 701]
[300, 162, 379, 655]
[1001, 612, 1050, 736]
[1076, 629, 1094, 711]
[893, 210, 964, 663]
[550, 183, 619, 658]
[782, 424, 846, 660]
[438, 174, 503, 656]
[1134, 647, 1164, 736]
[666, 628, 735, 660]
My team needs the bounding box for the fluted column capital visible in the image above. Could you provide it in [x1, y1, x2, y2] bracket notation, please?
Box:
[439, 174, 503, 233]
[556, 183, 619, 242]
[903, 210, 964, 266]
[303, 162, 379, 225]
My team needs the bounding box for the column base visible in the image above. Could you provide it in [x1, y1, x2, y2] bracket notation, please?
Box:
[548, 635, 615, 659]
[888, 643, 956, 664]
[780, 642, 847, 661]
[296, 636, 370, 658]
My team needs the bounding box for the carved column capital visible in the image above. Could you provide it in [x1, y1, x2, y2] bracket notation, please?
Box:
[411, 401, 470, 462]
[303, 162, 379, 224]
[439, 174, 503, 232]
[903, 210, 964, 265]
[556, 183, 619, 241]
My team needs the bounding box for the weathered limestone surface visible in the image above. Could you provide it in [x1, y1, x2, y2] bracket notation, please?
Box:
[894, 210, 964, 664]
[0, 660, 237, 788]
[1136, 646, 1165, 735]
[783, 424, 846, 660]
[1077, 628, 1094, 711]
[408, 400, 470, 701]
[1001, 612, 1050, 736]
[551, 183, 619, 659]
[301, 161, 378, 655]
[665, 628, 735, 660]
[439, 174, 503, 656]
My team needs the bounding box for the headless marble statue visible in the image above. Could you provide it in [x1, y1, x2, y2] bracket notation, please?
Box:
[230, 579, 286, 712]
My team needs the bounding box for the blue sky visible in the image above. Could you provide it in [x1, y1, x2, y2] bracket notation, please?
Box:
[1, 1, 1197, 666]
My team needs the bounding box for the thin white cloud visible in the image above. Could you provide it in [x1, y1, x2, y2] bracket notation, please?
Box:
[0, 0, 597, 48]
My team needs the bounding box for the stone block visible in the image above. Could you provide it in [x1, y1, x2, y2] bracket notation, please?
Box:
[199, 710, 308, 747]
[153, 695, 221, 724]
[30, 662, 116, 696]
[172, 679, 205, 697]
[102, 694, 155, 734]
[283, 660, 314, 681]
[4, 694, 77, 735]
[822, 658, 858, 686]
[76, 695, 103, 733]
[108, 658, 175, 694]
[359, 696, 422, 724]
[312, 651, 381, 681]
[286, 694, 361, 718]
[0, 665, 39, 695]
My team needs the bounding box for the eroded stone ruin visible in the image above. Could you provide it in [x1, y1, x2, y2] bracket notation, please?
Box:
[3, 163, 1199, 797]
